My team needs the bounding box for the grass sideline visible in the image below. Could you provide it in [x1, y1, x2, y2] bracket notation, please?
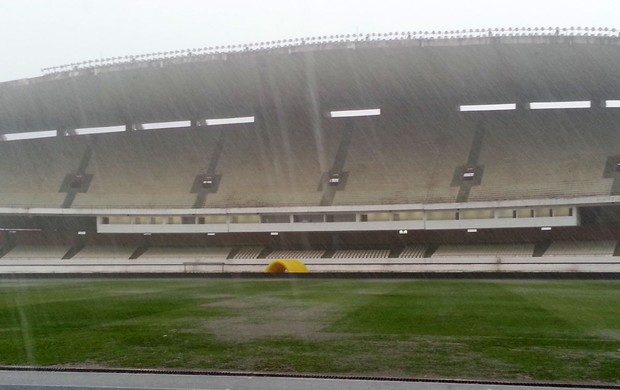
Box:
[0, 278, 618, 383]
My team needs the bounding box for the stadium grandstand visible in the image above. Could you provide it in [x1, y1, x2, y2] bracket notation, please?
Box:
[1, 27, 620, 273]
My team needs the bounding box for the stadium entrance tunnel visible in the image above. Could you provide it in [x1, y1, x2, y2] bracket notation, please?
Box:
[265, 260, 309, 273]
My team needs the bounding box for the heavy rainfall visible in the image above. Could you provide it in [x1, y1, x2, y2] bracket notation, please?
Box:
[0, 1, 619, 389]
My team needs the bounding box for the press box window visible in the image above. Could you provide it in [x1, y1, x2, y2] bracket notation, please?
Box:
[496, 209, 515, 218]
[293, 214, 324, 223]
[427, 211, 458, 220]
[516, 209, 534, 218]
[261, 215, 290, 223]
[534, 208, 553, 218]
[366, 213, 392, 221]
[109, 216, 132, 224]
[552, 208, 572, 217]
[181, 216, 196, 224]
[397, 211, 424, 220]
[460, 209, 494, 219]
[230, 215, 260, 223]
[204, 215, 227, 224]
[326, 214, 356, 222]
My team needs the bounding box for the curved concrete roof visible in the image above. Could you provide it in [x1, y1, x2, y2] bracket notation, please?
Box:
[1, 35, 620, 134]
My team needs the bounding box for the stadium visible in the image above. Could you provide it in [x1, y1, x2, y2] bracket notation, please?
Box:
[0, 27, 620, 274]
[0, 27, 619, 384]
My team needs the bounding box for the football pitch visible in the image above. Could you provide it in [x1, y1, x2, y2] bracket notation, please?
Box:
[0, 278, 618, 383]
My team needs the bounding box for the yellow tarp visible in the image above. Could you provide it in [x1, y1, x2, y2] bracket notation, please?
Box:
[265, 259, 308, 273]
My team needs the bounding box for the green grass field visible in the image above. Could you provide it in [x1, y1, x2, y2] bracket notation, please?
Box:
[0, 278, 619, 383]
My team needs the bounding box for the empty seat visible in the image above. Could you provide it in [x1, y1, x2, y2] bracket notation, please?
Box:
[3, 245, 69, 260]
[266, 250, 325, 259]
[72, 245, 135, 260]
[233, 246, 264, 259]
[140, 246, 231, 260]
[399, 245, 427, 258]
[332, 249, 390, 259]
[543, 241, 616, 257]
[432, 244, 535, 257]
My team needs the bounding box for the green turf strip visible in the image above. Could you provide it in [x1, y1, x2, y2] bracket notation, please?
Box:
[0, 279, 618, 383]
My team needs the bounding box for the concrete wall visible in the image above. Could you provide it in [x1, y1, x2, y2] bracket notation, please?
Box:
[1, 256, 618, 274]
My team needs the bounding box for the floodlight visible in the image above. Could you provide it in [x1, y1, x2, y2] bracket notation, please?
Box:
[204, 116, 255, 126]
[3, 130, 57, 141]
[529, 101, 591, 110]
[329, 108, 380, 118]
[75, 125, 125, 135]
[460, 103, 516, 112]
[140, 120, 191, 130]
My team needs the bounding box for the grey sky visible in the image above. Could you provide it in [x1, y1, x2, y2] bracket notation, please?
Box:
[0, 0, 619, 82]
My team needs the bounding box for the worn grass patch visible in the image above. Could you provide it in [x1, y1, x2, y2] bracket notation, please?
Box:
[0, 278, 618, 383]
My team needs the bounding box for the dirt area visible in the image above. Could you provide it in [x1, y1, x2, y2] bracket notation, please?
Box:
[198, 296, 338, 342]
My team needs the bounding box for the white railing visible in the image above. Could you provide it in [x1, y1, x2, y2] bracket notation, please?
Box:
[41, 26, 619, 75]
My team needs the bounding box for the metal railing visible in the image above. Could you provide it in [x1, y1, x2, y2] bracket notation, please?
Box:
[41, 26, 619, 75]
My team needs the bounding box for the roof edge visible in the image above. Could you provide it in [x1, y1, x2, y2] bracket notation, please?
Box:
[3, 26, 619, 87]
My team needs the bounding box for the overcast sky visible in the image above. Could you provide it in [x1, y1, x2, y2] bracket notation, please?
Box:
[0, 0, 618, 82]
